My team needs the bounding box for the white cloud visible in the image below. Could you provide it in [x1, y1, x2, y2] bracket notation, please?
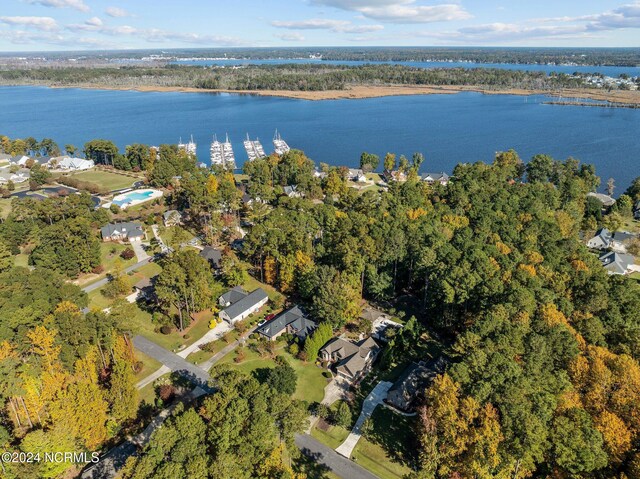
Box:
[415, 1, 640, 43]
[271, 18, 384, 33]
[312, 0, 471, 23]
[105, 7, 131, 18]
[85, 16, 103, 27]
[0, 16, 58, 31]
[275, 32, 305, 41]
[25, 0, 89, 12]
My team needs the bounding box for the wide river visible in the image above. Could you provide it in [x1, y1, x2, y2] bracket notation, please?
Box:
[1, 86, 638, 191]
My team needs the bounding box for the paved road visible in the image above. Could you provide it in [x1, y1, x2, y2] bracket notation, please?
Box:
[133, 336, 213, 392]
[336, 381, 393, 458]
[295, 434, 379, 479]
[82, 257, 151, 293]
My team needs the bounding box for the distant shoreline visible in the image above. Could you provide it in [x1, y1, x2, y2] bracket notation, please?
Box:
[9, 82, 640, 105]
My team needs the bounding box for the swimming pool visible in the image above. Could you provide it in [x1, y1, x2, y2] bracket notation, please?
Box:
[109, 188, 163, 209]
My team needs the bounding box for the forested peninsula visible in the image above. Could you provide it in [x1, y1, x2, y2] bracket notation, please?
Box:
[1, 64, 639, 103]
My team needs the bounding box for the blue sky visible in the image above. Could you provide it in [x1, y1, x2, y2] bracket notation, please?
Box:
[0, 0, 639, 51]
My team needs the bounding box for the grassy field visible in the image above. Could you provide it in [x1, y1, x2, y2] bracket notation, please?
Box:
[217, 340, 327, 403]
[352, 437, 413, 479]
[65, 169, 139, 191]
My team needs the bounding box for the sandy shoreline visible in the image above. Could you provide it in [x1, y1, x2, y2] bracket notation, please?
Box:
[37, 83, 640, 105]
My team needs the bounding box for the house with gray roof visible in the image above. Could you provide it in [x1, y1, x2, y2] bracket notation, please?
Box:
[219, 288, 268, 324]
[163, 209, 183, 227]
[320, 336, 380, 382]
[199, 246, 223, 271]
[283, 185, 302, 198]
[256, 305, 317, 341]
[586, 228, 613, 250]
[100, 222, 145, 242]
[599, 251, 635, 275]
[385, 358, 447, 413]
[587, 192, 616, 208]
[219, 286, 248, 307]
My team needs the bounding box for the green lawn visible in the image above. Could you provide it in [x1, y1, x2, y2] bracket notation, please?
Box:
[217, 340, 327, 403]
[65, 169, 139, 191]
[134, 350, 163, 381]
[244, 276, 284, 302]
[310, 423, 350, 449]
[76, 242, 139, 287]
[352, 438, 413, 479]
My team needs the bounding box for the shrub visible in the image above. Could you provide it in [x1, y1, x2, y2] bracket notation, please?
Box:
[323, 371, 332, 379]
[288, 343, 299, 356]
[120, 248, 135, 260]
[158, 384, 177, 402]
[315, 403, 330, 419]
[133, 361, 144, 373]
[160, 325, 173, 335]
[234, 349, 246, 363]
[201, 341, 216, 353]
[249, 333, 258, 340]
[183, 334, 190, 340]
[91, 265, 105, 274]
[110, 203, 121, 214]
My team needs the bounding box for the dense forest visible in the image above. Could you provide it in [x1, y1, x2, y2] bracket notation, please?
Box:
[0, 64, 590, 92]
[3, 47, 640, 67]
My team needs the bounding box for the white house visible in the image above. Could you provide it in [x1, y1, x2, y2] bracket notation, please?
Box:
[586, 228, 613, 250]
[101, 222, 145, 242]
[218, 288, 268, 324]
[55, 156, 95, 171]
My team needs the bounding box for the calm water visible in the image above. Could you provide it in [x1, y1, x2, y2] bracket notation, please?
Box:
[1, 86, 638, 191]
[174, 58, 640, 78]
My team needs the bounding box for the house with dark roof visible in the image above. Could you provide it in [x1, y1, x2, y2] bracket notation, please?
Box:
[256, 305, 317, 341]
[320, 336, 380, 381]
[219, 288, 269, 324]
[586, 228, 613, 250]
[134, 276, 157, 300]
[100, 222, 145, 242]
[219, 286, 248, 307]
[361, 307, 403, 342]
[385, 358, 446, 413]
[599, 251, 635, 275]
[199, 246, 223, 271]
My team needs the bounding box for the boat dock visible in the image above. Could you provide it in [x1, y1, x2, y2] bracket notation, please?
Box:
[243, 134, 266, 161]
[273, 130, 290, 156]
[210, 134, 236, 169]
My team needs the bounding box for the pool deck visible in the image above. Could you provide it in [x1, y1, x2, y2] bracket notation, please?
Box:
[103, 188, 163, 210]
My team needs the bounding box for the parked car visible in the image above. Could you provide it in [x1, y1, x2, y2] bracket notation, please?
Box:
[264, 313, 276, 322]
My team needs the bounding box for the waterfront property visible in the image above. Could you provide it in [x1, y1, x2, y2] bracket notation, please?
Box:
[256, 305, 317, 341]
[101, 221, 145, 242]
[219, 287, 269, 324]
[320, 336, 380, 382]
[108, 188, 163, 210]
[586, 227, 613, 250]
[422, 172, 450, 185]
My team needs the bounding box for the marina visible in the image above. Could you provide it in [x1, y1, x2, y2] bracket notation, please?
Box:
[273, 130, 290, 156]
[243, 134, 266, 161]
[178, 135, 197, 156]
[210, 134, 236, 169]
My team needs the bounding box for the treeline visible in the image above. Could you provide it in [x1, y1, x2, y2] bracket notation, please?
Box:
[0, 64, 588, 92]
[10, 47, 639, 67]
